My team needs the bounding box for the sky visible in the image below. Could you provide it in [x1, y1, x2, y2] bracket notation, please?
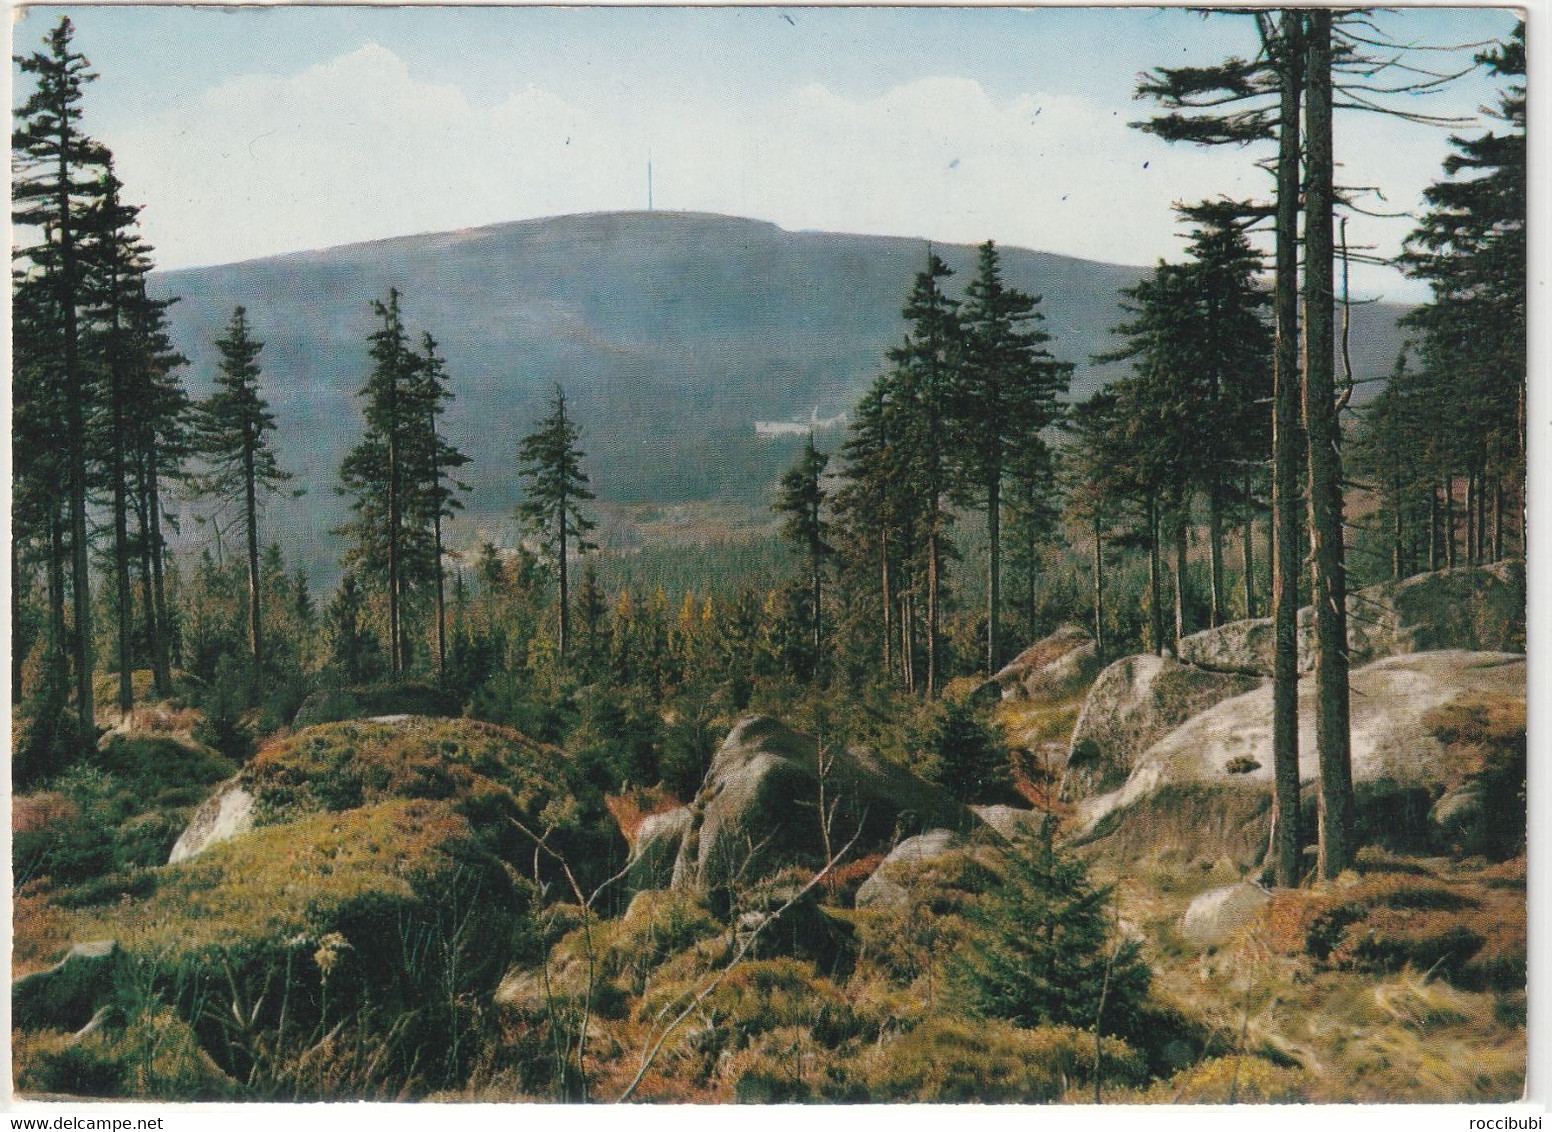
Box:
[11, 5, 1523, 300]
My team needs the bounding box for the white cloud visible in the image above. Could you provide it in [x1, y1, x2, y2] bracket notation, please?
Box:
[109, 42, 1432, 298]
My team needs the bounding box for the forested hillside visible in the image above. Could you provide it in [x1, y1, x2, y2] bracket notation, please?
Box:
[150, 210, 1411, 577]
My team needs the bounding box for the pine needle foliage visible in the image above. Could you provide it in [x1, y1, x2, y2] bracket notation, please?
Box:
[953, 826, 1151, 1036]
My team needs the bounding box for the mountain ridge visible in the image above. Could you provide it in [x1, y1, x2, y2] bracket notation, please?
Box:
[149, 210, 1411, 579]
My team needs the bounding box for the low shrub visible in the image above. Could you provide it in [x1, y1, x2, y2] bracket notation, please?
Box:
[16, 1008, 238, 1100]
[14, 740, 237, 888]
[1145, 1054, 1309, 1104]
[859, 1015, 1146, 1102]
[292, 681, 462, 728]
[1267, 870, 1523, 990]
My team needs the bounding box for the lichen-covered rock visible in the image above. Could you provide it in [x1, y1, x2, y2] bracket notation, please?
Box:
[167, 779, 254, 864]
[1177, 618, 1278, 677]
[625, 805, 692, 893]
[1064, 655, 1262, 799]
[1329, 561, 1525, 668]
[855, 830, 967, 909]
[1179, 883, 1272, 948]
[988, 625, 1101, 702]
[1175, 563, 1524, 678]
[12, 940, 121, 1032]
[1076, 651, 1526, 864]
[969, 804, 1047, 842]
[671, 716, 974, 896]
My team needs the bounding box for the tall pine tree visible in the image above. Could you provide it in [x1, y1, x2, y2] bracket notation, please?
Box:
[516, 386, 596, 663]
[774, 436, 832, 679]
[956, 240, 1071, 675]
[410, 332, 469, 680]
[195, 307, 289, 698]
[890, 252, 962, 697]
[13, 15, 112, 730]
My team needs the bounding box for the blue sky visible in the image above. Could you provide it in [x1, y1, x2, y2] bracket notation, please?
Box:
[13, 5, 1521, 298]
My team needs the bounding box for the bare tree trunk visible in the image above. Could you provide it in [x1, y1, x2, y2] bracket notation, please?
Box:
[12, 535, 25, 703]
[1465, 466, 1477, 567]
[49, 507, 69, 689]
[1303, 10, 1356, 880]
[387, 424, 401, 679]
[1493, 477, 1504, 562]
[927, 511, 940, 699]
[1428, 481, 1440, 572]
[1208, 477, 1225, 627]
[811, 533, 822, 673]
[244, 439, 263, 700]
[427, 407, 447, 680]
[1268, 7, 1304, 889]
[148, 462, 173, 693]
[1241, 475, 1256, 619]
[70, 433, 92, 730]
[134, 460, 163, 698]
[1476, 466, 1488, 564]
[986, 476, 1001, 676]
[558, 502, 570, 663]
[433, 509, 447, 679]
[1445, 473, 1457, 568]
[1092, 515, 1105, 661]
[1173, 510, 1189, 649]
[1147, 496, 1164, 657]
[109, 358, 134, 715]
[880, 529, 892, 676]
[114, 458, 134, 714]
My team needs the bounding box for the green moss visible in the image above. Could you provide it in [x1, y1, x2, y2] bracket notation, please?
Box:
[59, 799, 479, 955]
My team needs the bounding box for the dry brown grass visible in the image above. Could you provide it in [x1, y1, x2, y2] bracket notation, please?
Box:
[13, 792, 78, 835]
[12, 890, 77, 978]
[1424, 693, 1526, 786]
[604, 786, 683, 847]
[1263, 863, 1525, 993]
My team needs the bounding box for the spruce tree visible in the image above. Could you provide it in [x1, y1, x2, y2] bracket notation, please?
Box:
[1094, 261, 1203, 653]
[1003, 439, 1060, 651]
[890, 252, 963, 697]
[956, 240, 1071, 675]
[774, 435, 831, 678]
[125, 279, 191, 698]
[410, 332, 469, 680]
[83, 163, 147, 714]
[339, 289, 422, 677]
[1401, 22, 1525, 562]
[1174, 202, 1273, 628]
[929, 698, 1004, 804]
[1134, 9, 1305, 886]
[195, 306, 288, 698]
[1062, 391, 1127, 660]
[834, 373, 916, 686]
[516, 385, 596, 663]
[13, 15, 112, 730]
[954, 826, 1151, 1036]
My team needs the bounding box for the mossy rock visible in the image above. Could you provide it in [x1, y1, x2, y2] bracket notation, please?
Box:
[52, 798, 515, 959]
[13, 940, 123, 1032]
[15, 1007, 238, 1100]
[33, 797, 535, 1098]
[292, 682, 462, 728]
